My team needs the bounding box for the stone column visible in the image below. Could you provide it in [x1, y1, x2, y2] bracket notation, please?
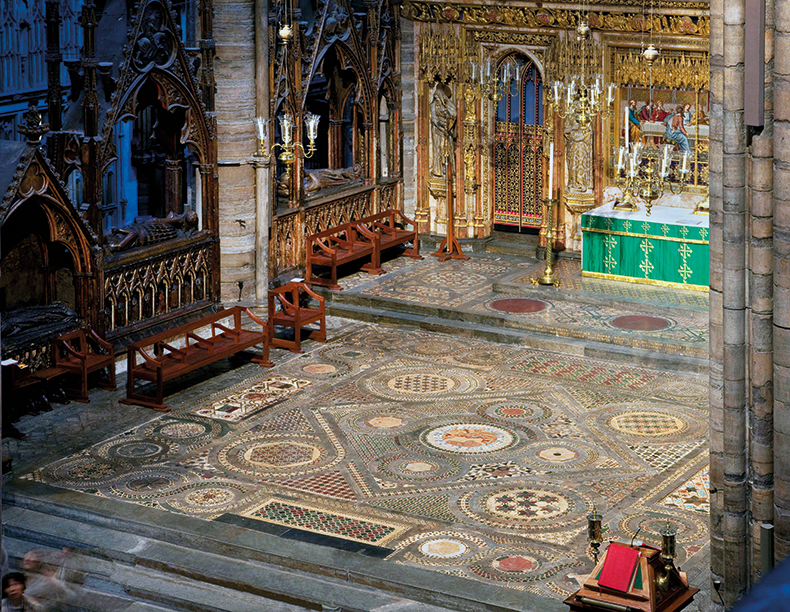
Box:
[774, 0, 790, 563]
[749, 132, 774, 582]
[254, 0, 270, 304]
[709, 0, 750, 605]
[214, 0, 257, 304]
[400, 17, 418, 219]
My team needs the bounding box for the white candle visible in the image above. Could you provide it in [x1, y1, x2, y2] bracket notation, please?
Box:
[682, 151, 689, 173]
[548, 141, 554, 196]
[617, 146, 625, 170]
[624, 106, 629, 149]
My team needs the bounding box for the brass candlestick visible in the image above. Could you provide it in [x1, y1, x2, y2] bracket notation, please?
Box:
[656, 521, 677, 592]
[533, 198, 560, 287]
[587, 505, 603, 565]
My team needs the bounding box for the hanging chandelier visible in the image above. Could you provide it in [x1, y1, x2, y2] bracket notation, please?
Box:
[546, 17, 615, 131]
[253, 0, 320, 182]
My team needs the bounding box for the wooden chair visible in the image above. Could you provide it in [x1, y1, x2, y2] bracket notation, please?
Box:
[53, 328, 116, 402]
[268, 282, 326, 353]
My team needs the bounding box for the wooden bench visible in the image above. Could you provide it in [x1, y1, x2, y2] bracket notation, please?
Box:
[53, 328, 116, 403]
[305, 223, 377, 290]
[268, 282, 326, 353]
[355, 209, 422, 272]
[121, 306, 273, 412]
[305, 210, 421, 290]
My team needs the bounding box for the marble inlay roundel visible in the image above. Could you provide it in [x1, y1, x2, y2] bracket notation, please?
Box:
[419, 539, 469, 558]
[367, 415, 406, 429]
[608, 411, 686, 437]
[422, 423, 516, 454]
[387, 373, 456, 394]
[302, 363, 337, 374]
[493, 554, 539, 573]
[611, 315, 671, 331]
[485, 488, 570, 520]
[490, 298, 547, 313]
[158, 422, 206, 438]
[243, 441, 321, 468]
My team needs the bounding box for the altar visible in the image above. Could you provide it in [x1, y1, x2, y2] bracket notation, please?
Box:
[581, 205, 709, 290]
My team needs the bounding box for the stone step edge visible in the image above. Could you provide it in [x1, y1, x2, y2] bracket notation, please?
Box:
[325, 302, 709, 373]
[491, 280, 709, 314]
[3, 533, 314, 612]
[319, 288, 707, 356]
[4, 481, 564, 612]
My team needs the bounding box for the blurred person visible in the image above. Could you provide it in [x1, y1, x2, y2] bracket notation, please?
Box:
[2, 572, 42, 612]
[19, 550, 72, 611]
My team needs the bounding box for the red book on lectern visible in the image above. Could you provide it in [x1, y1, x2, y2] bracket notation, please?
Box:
[598, 543, 641, 592]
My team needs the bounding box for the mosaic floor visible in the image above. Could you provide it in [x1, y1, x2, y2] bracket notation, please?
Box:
[332, 254, 709, 359]
[24, 321, 709, 601]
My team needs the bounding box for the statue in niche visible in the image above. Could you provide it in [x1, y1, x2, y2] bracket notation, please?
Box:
[106, 210, 199, 252]
[277, 164, 364, 197]
[564, 121, 593, 192]
[429, 83, 456, 177]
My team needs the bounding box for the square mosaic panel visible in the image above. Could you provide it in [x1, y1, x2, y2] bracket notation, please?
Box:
[193, 376, 312, 422]
[240, 497, 408, 545]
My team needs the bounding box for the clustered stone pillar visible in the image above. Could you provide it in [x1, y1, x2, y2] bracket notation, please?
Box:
[709, 0, 750, 606]
[773, 0, 790, 565]
[711, 0, 790, 605]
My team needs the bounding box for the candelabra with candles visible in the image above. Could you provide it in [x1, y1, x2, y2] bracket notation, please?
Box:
[546, 20, 616, 131]
[253, 112, 320, 182]
[612, 142, 691, 216]
[467, 56, 518, 103]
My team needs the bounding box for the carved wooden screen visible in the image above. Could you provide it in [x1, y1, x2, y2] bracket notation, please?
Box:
[493, 58, 544, 229]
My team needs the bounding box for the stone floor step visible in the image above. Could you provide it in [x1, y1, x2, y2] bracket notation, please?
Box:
[4, 483, 561, 612]
[4, 534, 313, 612]
[325, 301, 708, 373]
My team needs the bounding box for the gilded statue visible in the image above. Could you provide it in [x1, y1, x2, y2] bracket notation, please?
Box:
[565, 122, 593, 192]
[429, 84, 456, 177]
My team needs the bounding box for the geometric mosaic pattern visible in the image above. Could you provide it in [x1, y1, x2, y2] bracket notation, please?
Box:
[193, 376, 312, 422]
[242, 498, 408, 545]
[28, 321, 709, 599]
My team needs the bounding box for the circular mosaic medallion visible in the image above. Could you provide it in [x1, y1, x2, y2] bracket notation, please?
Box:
[458, 484, 588, 531]
[363, 367, 483, 401]
[492, 554, 539, 573]
[165, 481, 250, 515]
[480, 401, 551, 423]
[373, 452, 462, 483]
[243, 441, 322, 468]
[127, 473, 177, 493]
[611, 315, 671, 331]
[146, 416, 222, 448]
[422, 423, 516, 454]
[302, 363, 337, 375]
[51, 457, 127, 486]
[490, 298, 547, 313]
[608, 411, 686, 437]
[217, 433, 340, 477]
[158, 422, 207, 438]
[660, 380, 708, 399]
[351, 329, 412, 350]
[521, 440, 599, 470]
[419, 539, 469, 558]
[97, 437, 176, 464]
[486, 488, 570, 521]
[408, 337, 465, 356]
[454, 347, 510, 367]
[342, 408, 420, 436]
[106, 467, 192, 500]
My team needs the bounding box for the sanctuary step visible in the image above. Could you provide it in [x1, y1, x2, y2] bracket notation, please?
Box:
[2, 481, 562, 612]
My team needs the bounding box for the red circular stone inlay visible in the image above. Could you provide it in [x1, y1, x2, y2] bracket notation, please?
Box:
[490, 299, 547, 313]
[611, 315, 671, 331]
[498, 555, 535, 572]
[501, 408, 527, 416]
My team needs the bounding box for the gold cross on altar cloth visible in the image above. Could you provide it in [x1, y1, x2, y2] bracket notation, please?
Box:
[639, 239, 655, 277]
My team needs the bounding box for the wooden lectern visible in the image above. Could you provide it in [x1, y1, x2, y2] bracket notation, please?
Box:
[564, 541, 699, 612]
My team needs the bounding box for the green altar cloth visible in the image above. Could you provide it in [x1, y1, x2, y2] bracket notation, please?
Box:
[581, 205, 709, 290]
